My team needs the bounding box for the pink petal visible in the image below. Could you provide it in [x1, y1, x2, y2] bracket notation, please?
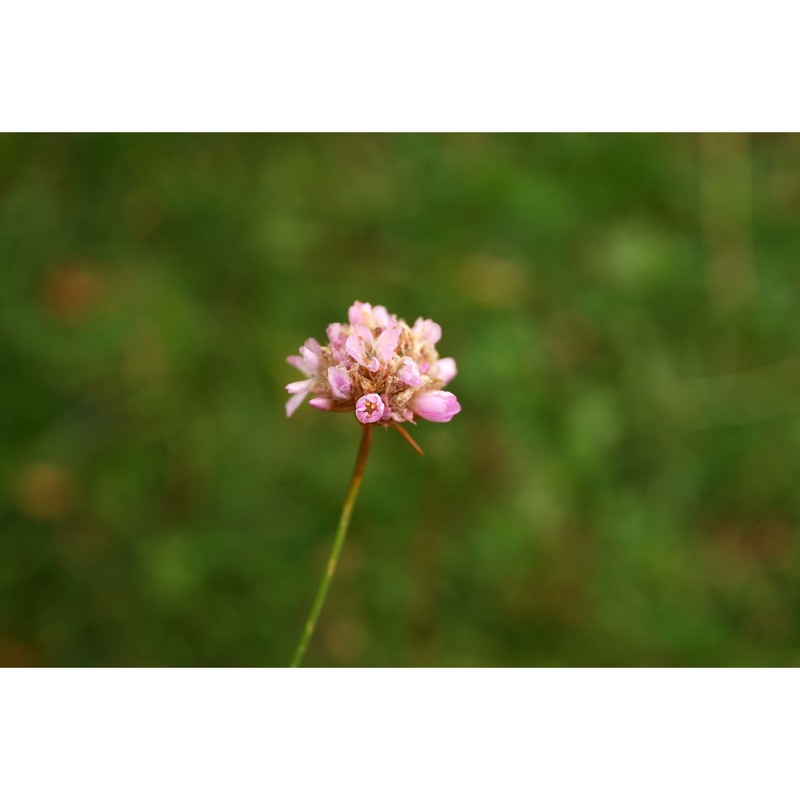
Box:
[431, 357, 457, 385]
[348, 301, 369, 326]
[286, 354, 312, 376]
[285, 378, 313, 394]
[372, 305, 391, 327]
[327, 365, 352, 399]
[345, 336, 367, 367]
[285, 391, 308, 417]
[412, 317, 442, 345]
[309, 397, 334, 411]
[375, 322, 402, 361]
[326, 322, 345, 342]
[410, 390, 461, 422]
[326, 323, 349, 363]
[299, 340, 320, 373]
[396, 356, 422, 387]
[304, 338, 321, 356]
[345, 324, 373, 368]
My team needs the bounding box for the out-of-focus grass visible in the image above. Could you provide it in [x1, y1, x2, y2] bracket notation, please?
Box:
[2, 133, 800, 666]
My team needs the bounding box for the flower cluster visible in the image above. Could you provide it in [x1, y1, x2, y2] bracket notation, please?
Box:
[285, 301, 461, 425]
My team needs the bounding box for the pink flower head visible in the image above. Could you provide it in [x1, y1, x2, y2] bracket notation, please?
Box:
[285, 300, 461, 426]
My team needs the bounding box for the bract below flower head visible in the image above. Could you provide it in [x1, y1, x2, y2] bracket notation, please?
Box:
[285, 300, 461, 427]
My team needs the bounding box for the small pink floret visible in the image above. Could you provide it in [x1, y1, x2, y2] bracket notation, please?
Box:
[432, 357, 457, 385]
[309, 397, 334, 411]
[410, 390, 461, 423]
[372, 305, 390, 327]
[327, 365, 352, 400]
[345, 324, 372, 368]
[397, 356, 422, 387]
[355, 393, 385, 424]
[412, 317, 442, 345]
[300, 339, 321, 371]
[348, 301, 373, 326]
[326, 323, 349, 362]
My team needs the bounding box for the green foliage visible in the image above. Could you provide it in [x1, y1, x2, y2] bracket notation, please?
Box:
[2, 133, 800, 665]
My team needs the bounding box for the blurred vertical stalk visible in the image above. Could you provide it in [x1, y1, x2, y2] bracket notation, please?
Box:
[699, 132, 758, 314]
[290, 424, 374, 667]
[660, 134, 800, 427]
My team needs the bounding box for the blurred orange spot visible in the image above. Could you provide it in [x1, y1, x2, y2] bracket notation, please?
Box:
[15, 463, 76, 522]
[41, 264, 106, 322]
[707, 517, 795, 567]
[0, 638, 40, 667]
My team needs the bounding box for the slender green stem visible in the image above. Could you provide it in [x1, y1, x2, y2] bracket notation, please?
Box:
[290, 424, 374, 667]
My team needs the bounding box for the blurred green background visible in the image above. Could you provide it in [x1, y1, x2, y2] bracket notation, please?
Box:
[3, 133, 800, 666]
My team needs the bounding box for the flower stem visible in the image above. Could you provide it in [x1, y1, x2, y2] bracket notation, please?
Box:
[290, 423, 374, 667]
